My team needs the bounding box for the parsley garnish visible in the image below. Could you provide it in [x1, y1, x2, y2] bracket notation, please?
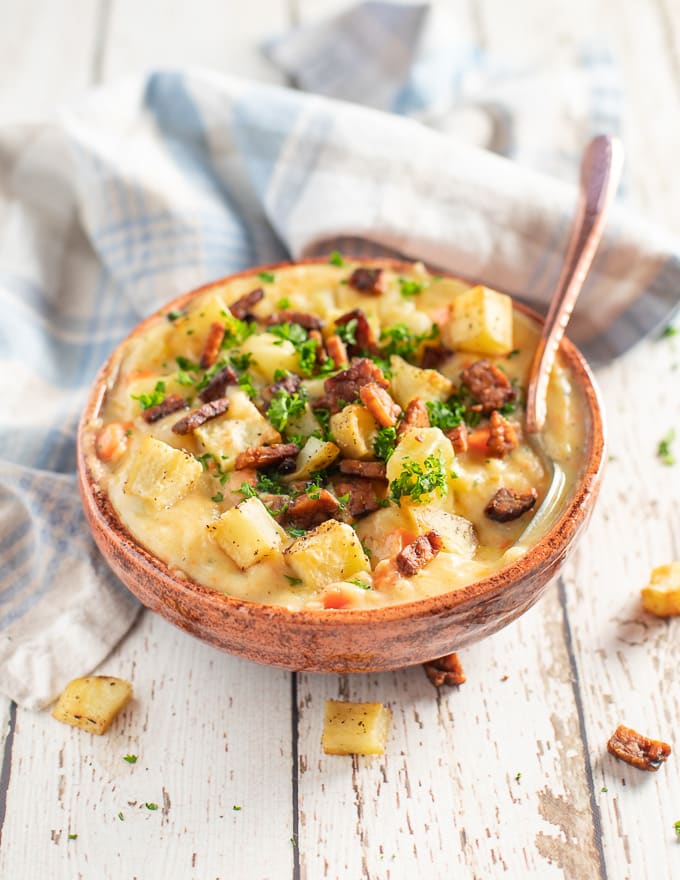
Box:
[258, 271, 276, 283]
[221, 314, 257, 348]
[515, 771, 522, 782]
[389, 454, 450, 505]
[398, 278, 424, 297]
[238, 372, 257, 399]
[176, 355, 200, 372]
[277, 297, 291, 309]
[123, 754, 138, 764]
[506, 348, 521, 359]
[287, 526, 307, 539]
[131, 380, 166, 410]
[285, 575, 303, 586]
[145, 802, 158, 811]
[211, 492, 224, 503]
[256, 473, 287, 494]
[269, 322, 308, 346]
[601, 786, 608, 793]
[661, 324, 678, 339]
[230, 352, 253, 371]
[267, 388, 307, 432]
[313, 407, 332, 441]
[176, 370, 195, 387]
[379, 323, 439, 360]
[167, 310, 183, 321]
[657, 429, 676, 466]
[329, 251, 344, 266]
[118, 812, 125, 821]
[349, 576, 372, 590]
[336, 492, 350, 509]
[426, 399, 465, 431]
[336, 318, 358, 346]
[237, 482, 257, 499]
[373, 426, 397, 461]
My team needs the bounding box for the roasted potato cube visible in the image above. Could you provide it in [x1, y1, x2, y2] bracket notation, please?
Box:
[330, 404, 379, 460]
[195, 389, 280, 470]
[322, 700, 391, 755]
[641, 562, 680, 617]
[443, 285, 513, 355]
[125, 436, 202, 508]
[389, 355, 453, 408]
[52, 676, 133, 735]
[240, 332, 299, 381]
[285, 436, 340, 482]
[284, 520, 370, 589]
[386, 427, 456, 506]
[167, 294, 231, 360]
[213, 497, 289, 569]
[407, 507, 477, 558]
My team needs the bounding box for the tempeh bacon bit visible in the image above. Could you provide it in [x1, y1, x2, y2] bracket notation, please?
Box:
[446, 424, 469, 454]
[348, 267, 387, 296]
[325, 334, 348, 368]
[607, 725, 671, 771]
[229, 287, 264, 320]
[200, 321, 226, 369]
[171, 397, 230, 434]
[396, 530, 443, 577]
[487, 410, 519, 457]
[264, 310, 323, 331]
[461, 359, 516, 413]
[485, 487, 537, 522]
[397, 397, 430, 439]
[318, 358, 389, 413]
[423, 653, 466, 687]
[359, 383, 402, 428]
[284, 489, 341, 529]
[198, 365, 238, 402]
[332, 477, 383, 518]
[142, 394, 189, 424]
[338, 459, 387, 480]
[234, 443, 301, 471]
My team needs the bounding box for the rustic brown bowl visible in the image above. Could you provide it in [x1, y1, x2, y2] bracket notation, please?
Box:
[77, 259, 606, 672]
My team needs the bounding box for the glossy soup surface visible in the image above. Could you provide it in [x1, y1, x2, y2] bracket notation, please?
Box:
[85, 261, 586, 610]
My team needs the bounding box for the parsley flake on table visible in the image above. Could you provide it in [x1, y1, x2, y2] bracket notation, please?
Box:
[675, 819, 680, 838]
[232, 805, 243, 811]
[515, 771, 522, 782]
[118, 812, 125, 821]
[123, 754, 138, 764]
[660, 324, 678, 339]
[657, 429, 676, 466]
[68, 833, 78, 840]
[145, 802, 158, 811]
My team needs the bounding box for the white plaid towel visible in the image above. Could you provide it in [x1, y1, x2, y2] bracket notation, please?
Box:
[1, 3, 679, 709]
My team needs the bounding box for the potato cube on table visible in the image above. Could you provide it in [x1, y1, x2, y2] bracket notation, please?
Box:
[641, 562, 680, 617]
[443, 285, 513, 355]
[322, 700, 392, 755]
[52, 676, 133, 735]
[213, 496, 289, 569]
[125, 436, 202, 508]
[284, 520, 370, 590]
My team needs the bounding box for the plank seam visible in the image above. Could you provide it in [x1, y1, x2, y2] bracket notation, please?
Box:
[91, 0, 113, 85]
[558, 577, 608, 880]
[0, 701, 17, 849]
[291, 672, 300, 880]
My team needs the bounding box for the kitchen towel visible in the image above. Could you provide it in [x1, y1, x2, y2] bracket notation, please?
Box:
[1, 2, 679, 709]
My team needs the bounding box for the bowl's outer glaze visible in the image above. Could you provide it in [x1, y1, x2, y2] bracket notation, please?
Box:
[77, 260, 606, 673]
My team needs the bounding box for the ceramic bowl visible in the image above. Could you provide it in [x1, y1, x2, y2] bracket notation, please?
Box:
[77, 260, 606, 672]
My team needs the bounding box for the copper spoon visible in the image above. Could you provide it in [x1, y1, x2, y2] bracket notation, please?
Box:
[516, 134, 624, 547]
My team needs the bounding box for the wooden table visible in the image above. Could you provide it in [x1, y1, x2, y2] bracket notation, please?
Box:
[1, 2, 679, 878]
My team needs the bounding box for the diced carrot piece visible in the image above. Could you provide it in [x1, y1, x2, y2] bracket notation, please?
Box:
[95, 423, 130, 463]
[372, 559, 400, 591]
[429, 306, 452, 328]
[465, 427, 492, 456]
[323, 588, 354, 610]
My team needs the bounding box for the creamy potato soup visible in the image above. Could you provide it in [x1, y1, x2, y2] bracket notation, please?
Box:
[86, 260, 586, 610]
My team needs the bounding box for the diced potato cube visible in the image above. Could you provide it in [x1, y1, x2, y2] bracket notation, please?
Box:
[240, 332, 299, 381]
[443, 285, 513, 355]
[286, 403, 323, 440]
[354, 505, 418, 564]
[389, 355, 453, 408]
[386, 427, 456, 506]
[125, 436, 202, 508]
[407, 507, 477, 558]
[330, 404, 379, 460]
[212, 497, 289, 569]
[195, 389, 280, 470]
[284, 520, 370, 590]
[52, 676, 133, 735]
[167, 294, 231, 360]
[641, 563, 680, 617]
[285, 436, 340, 482]
[322, 700, 391, 755]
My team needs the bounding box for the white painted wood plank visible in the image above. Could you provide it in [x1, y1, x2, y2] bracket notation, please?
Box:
[0, 0, 101, 124]
[297, 589, 602, 880]
[0, 610, 295, 880]
[103, 0, 289, 85]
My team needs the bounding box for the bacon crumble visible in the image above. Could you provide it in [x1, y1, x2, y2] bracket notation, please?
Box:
[264, 310, 324, 331]
[423, 653, 466, 687]
[487, 410, 519, 457]
[316, 358, 389, 414]
[285, 489, 341, 529]
[348, 267, 387, 296]
[396, 531, 443, 577]
[234, 443, 301, 471]
[446, 424, 469, 454]
[338, 459, 387, 480]
[461, 360, 516, 413]
[230, 287, 264, 320]
[359, 383, 402, 427]
[485, 487, 538, 522]
[397, 397, 430, 439]
[200, 321, 226, 369]
[198, 366, 238, 403]
[607, 725, 672, 771]
[334, 309, 379, 356]
[171, 398, 230, 434]
[142, 394, 189, 424]
[332, 477, 383, 518]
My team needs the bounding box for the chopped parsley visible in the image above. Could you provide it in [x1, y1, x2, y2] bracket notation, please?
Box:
[515, 771, 522, 782]
[258, 271, 276, 283]
[285, 575, 303, 586]
[329, 250, 344, 266]
[657, 429, 676, 466]
[123, 754, 138, 764]
[379, 322, 439, 360]
[336, 318, 358, 346]
[389, 454, 450, 505]
[238, 482, 257, 499]
[398, 277, 425, 298]
[426, 399, 466, 431]
[176, 355, 200, 372]
[232, 805, 243, 811]
[145, 802, 158, 811]
[221, 313, 257, 348]
[238, 372, 257, 399]
[68, 833, 78, 840]
[286, 526, 307, 539]
[230, 352, 253, 371]
[269, 322, 308, 346]
[674, 819, 680, 838]
[176, 370, 196, 387]
[661, 324, 678, 339]
[601, 786, 608, 793]
[118, 812, 125, 821]
[314, 407, 332, 441]
[373, 426, 397, 461]
[267, 388, 307, 432]
[349, 576, 372, 590]
[167, 309, 183, 321]
[131, 380, 166, 410]
[268, 322, 321, 376]
[211, 492, 224, 503]
[276, 297, 291, 309]
[506, 348, 521, 359]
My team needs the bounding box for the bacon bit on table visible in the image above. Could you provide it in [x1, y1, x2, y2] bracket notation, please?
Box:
[485, 487, 538, 522]
[487, 410, 519, 457]
[171, 398, 230, 434]
[348, 267, 387, 296]
[338, 459, 387, 480]
[229, 287, 264, 320]
[359, 383, 402, 427]
[142, 394, 189, 424]
[423, 653, 466, 687]
[607, 725, 672, 771]
[460, 359, 516, 413]
[397, 397, 430, 438]
[198, 365, 238, 402]
[395, 531, 443, 577]
[200, 321, 226, 369]
[446, 424, 469, 454]
[234, 443, 301, 471]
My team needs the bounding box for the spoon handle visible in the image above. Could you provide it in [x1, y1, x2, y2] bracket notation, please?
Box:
[524, 135, 624, 433]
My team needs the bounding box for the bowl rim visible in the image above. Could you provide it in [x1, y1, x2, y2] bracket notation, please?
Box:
[77, 256, 606, 625]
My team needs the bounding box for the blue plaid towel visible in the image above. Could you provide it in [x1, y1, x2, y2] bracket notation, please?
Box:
[1, 3, 678, 708]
